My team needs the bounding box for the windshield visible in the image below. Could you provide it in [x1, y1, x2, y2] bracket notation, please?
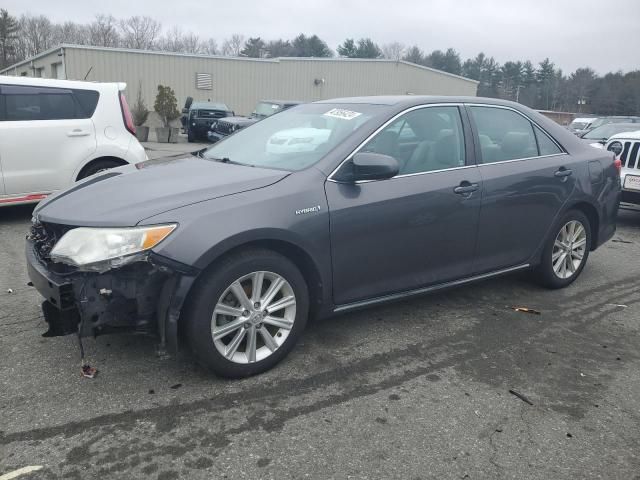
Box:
[583, 124, 640, 140]
[253, 102, 284, 118]
[203, 103, 384, 171]
[570, 121, 589, 130]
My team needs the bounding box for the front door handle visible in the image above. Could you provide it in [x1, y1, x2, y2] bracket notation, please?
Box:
[67, 129, 90, 137]
[554, 168, 573, 178]
[453, 182, 479, 195]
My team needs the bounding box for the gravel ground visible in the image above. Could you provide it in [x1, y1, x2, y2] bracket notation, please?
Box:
[1, 205, 639, 480]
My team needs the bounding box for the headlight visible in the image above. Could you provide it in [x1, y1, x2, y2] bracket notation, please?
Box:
[607, 141, 623, 156]
[50, 224, 177, 270]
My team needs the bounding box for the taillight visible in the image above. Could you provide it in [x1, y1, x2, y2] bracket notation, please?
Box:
[119, 92, 136, 136]
[614, 157, 622, 176]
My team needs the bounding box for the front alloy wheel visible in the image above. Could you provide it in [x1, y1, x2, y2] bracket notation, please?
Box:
[186, 248, 309, 378]
[212, 271, 296, 364]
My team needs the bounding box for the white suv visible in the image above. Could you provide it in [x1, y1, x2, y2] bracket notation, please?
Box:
[605, 130, 640, 206]
[0, 76, 146, 206]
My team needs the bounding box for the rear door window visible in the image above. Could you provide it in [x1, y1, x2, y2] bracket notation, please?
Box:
[469, 106, 538, 163]
[0, 85, 98, 121]
[73, 89, 100, 117]
[534, 125, 563, 156]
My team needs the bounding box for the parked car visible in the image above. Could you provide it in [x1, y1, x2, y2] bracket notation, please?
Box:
[208, 100, 301, 142]
[583, 116, 640, 135]
[185, 101, 234, 142]
[581, 123, 640, 147]
[605, 130, 640, 206]
[568, 117, 597, 136]
[0, 76, 146, 206]
[26, 96, 620, 378]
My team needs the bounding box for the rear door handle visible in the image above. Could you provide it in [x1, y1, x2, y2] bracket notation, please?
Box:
[554, 168, 573, 178]
[453, 182, 479, 195]
[67, 129, 90, 137]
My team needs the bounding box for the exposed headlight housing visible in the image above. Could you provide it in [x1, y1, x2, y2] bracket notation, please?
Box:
[607, 141, 623, 156]
[50, 224, 177, 271]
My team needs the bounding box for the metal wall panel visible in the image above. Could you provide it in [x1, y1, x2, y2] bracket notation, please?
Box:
[7, 47, 478, 116]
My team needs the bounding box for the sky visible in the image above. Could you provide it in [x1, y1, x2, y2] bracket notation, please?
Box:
[5, 0, 640, 74]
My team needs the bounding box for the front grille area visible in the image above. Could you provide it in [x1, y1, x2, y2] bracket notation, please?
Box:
[214, 121, 234, 135]
[620, 141, 640, 169]
[197, 110, 227, 119]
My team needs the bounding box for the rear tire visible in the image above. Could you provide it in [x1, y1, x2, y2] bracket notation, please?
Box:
[77, 159, 124, 180]
[534, 209, 591, 289]
[185, 248, 309, 378]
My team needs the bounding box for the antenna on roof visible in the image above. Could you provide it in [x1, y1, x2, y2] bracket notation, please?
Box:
[83, 66, 93, 80]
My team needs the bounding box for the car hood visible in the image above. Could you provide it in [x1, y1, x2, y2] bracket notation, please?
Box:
[34, 155, 288, 227]
[219, 116, 259, 126]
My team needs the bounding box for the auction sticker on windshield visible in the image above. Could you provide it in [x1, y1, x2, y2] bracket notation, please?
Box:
[624, 174, 640, 191]
[323, 108, 362, 120]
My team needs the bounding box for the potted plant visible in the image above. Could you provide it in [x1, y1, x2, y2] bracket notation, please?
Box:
[153, 85, 180, 143]
[132, 83, 150, 142]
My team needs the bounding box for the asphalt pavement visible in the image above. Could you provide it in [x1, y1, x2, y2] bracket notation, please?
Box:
[1, 205, 639, 479]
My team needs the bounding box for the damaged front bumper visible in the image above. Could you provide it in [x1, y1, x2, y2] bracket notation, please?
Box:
[25, 238, 198, 353]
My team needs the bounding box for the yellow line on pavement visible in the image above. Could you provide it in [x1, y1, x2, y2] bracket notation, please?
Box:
[0, 466, 44, 480]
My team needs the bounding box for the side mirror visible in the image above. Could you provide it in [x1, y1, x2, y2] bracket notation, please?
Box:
[337, 152, 399, 182]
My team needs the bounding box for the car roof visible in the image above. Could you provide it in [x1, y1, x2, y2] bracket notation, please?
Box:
[0, 75, 125, 92]
[190, 101, 228, 110]
[313, 95, 528, 109]
[260, 100, 303, 105]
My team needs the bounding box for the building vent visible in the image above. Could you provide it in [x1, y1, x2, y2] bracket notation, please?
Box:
[196, 73, 213, 90]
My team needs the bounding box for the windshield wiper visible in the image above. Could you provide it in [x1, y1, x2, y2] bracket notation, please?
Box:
[207, 156, 245, 165]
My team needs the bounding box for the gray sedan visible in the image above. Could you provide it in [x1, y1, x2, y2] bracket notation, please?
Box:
[26, 96, 621, 377]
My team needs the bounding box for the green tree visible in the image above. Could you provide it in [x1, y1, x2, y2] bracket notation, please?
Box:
[426, 48, 462, 75]
[537, 58, 557, 110]
[355, 38, 382, 58]
[131, 82, 149, 126]
[0, 9, 18, 68]
[154, 85, 179, 127]
[266, 39, 294, 57]
[337, 38, 357, 58]
[241, 37, 266, 58]
[291, 34, 332, 57]
[403, 45, 425, 65]
[462, 53, 486, 81]
[500, 61, 524, 99]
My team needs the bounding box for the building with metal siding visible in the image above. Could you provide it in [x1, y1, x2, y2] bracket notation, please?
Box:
[1, 45, 478, 115]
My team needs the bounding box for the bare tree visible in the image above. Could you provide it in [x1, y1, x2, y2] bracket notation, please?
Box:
[181, 32, 202, 54]
[88, 14, 119, 47]
[18, 15, 54, 57]
[382, 42, 405, 61]
[221, 34, 244, 56]
[52, 21, 90, 45]
[119, 16, 161, 50]
[201, 38, 218, 55]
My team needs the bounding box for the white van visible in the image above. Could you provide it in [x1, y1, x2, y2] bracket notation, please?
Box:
[0, 76, 146, 206]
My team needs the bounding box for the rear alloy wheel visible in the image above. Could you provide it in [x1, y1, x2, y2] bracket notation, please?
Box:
[186, 249, 308, 378]
[551, 220, 588, 280]
[535, 210, 591, 289]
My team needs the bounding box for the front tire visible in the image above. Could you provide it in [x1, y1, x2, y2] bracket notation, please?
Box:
[77, 159, 123, 180]
[535, 209, 591, 289]
[185, 249, 309, 378]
